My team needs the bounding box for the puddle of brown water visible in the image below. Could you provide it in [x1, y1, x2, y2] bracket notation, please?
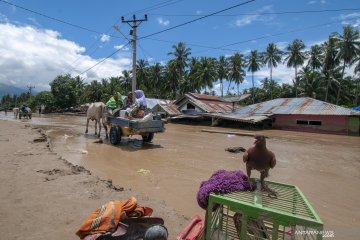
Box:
[2, 112, 360, 238]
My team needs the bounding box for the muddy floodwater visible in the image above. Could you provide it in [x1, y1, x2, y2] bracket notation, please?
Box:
[2, 112, 360, 239]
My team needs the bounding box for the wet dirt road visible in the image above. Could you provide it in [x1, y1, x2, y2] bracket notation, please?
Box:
[2, 112, 360, 239]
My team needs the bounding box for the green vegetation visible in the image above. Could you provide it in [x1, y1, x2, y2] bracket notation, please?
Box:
[1, 25, 359, 110]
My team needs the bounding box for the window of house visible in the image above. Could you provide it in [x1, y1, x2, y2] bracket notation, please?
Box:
[296, 120, 308, 125]
[187, 103, 195, 109]
[309, 120, 322, 126]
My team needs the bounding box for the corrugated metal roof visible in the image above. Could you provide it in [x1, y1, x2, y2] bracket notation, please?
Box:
[220, 94, 251, 103]
[234, 97, 360, 116]
[146, 98, 174, 110]
[153, 102, 181, 116]
[190, 93, 221, 101]
[179, 93, 235, 113]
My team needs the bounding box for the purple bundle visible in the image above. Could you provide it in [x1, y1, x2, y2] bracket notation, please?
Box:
[196, 170, 251, 209]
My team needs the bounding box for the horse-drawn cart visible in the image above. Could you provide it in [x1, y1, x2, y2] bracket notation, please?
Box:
[106, 114, 165, 145]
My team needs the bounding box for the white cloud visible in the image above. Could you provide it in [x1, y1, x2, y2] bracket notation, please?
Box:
[0, 13, 9, 23]
[339, 12, 360, 27]
[114, 44, 129, 51]
[242, 63, 295, 89]
[157, 17, 170, 26]
[234, 5, 274, 28]
[307, 0, 326, 4]
[27, 17, 41, 27]
[235, 15, 259, 27]
[0, 23, 131, 91]
[100, 34, 110, 43]
[275, 41, 288, 50]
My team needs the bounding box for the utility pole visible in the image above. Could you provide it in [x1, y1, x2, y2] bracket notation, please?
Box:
[121, 14, 147, 102]
[27, 85, 35, 96]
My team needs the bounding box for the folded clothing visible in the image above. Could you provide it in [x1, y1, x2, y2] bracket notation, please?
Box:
[76, 197, 152, 239]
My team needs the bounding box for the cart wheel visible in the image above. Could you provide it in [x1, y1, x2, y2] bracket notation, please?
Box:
[109, 126, 121, 145]
[142, 133, 154, 142]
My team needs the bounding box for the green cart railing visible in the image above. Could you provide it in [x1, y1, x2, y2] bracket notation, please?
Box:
[205, 179, 323, 240]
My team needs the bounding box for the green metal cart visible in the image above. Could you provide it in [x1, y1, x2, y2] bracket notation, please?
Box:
[205, 179, 323, 240]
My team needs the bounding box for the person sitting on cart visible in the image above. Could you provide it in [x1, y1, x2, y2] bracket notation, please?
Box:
[123, 91, 134, 109]
[21, 104, 30, 113]
[106, 91, 123, 116]
[127, 90, 147, 119]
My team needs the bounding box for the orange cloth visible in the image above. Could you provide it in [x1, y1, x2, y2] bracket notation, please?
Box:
[76, 197, 152, 239]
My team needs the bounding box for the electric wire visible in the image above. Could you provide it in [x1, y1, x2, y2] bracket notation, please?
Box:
[0, 0, 123, 37]
[149, 8, 360, 17]
[77, 0, 256, 76]
[138, 0, 256, 40]
[146, 15, 360, 63]
[78, 41, 131, 76]
[124, 0, 185, 17]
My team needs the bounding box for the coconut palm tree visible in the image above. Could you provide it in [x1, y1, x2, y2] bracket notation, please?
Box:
[321, 37, 340, 102]
[228, 53, 246, 95]
[194, 57, 217, 94]
[278, 83, 294, 98]
[333, 25, 360, 104]
[120, 70, 132, 93]
[136, 59, 149, 90]
[352, 53, 360, 105]
[263, 43, 283, 97]
[188, 57, 201, 92]
[149, 63, 163, 97]
[284, 39, 307, 97]
[246, 50, 263, 103]
[261, 77, 279, 99]
[298, 66, 323, 99]
[164, 60, 178, 98]
[217, 55, 229, 97]
[168, 42, 191, 96]
[307, 44, 323, 71]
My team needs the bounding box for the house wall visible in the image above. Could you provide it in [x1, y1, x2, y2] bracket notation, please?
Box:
[272, 114, 351, 135]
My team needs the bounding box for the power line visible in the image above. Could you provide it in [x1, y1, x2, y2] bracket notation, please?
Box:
[77, 1, 255, 76]
[182, 15, 360, 58]
[138, 0, 256, 40]
[73, 0, 183, 68]
[149, 8, 360, 17]
[125, 0, 185, 17]
[138, 42, 156, 61]
[142, 37, 240, 52]
[142, 15, 360, 63]
[78, 41, 131, 76]
[0, 0, 124, 38]
[220, 16, 360, 49]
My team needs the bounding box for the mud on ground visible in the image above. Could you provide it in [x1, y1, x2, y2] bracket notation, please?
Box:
[0, 120, 187, 240]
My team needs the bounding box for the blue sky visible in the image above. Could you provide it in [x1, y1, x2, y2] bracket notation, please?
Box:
[0, 0, 359, 94]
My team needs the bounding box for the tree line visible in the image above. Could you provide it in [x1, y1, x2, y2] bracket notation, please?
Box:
[1, 25, 359, 110]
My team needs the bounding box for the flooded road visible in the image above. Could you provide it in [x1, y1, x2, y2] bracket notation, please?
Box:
[1, 112, 360, 239]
